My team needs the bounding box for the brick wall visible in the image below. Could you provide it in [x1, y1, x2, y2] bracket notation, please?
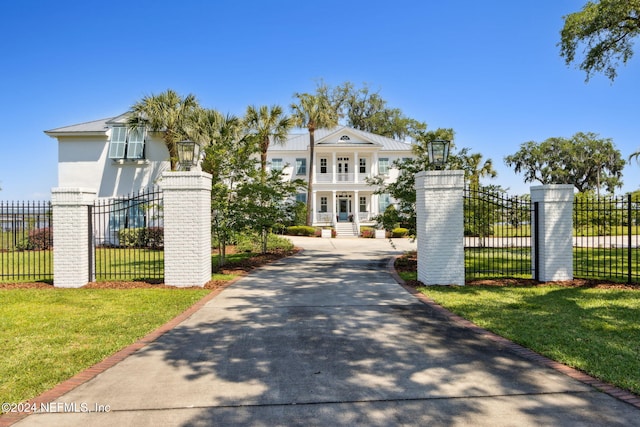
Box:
[415, 171, 465, 286]
[531, 185, 574, 281]
[51, 188, 96, 288]
[161, 171, 212, 287]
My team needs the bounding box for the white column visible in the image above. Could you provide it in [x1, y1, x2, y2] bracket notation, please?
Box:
[332, 152, 337, 184]
[354, 151, 359, 183]
[415, 171, 465, 286]
[331, 190, 337, 225]
[51, 188, 97, 288]
[531, 185, 574, 282]
[354, 190, 359, 220]
[373, 152, 379, 178]
[312, 190, 317, 225]
[161, 171, 212, 287]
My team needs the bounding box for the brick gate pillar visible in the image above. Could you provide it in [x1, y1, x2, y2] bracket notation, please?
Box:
[415, 170, 465, 286]
[51, 188, 97, 288]
[531, 185, 574, 282]
[161, 171, 212, 287]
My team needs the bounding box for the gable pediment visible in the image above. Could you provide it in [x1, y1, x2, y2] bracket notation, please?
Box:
[315, 127, 382, 147]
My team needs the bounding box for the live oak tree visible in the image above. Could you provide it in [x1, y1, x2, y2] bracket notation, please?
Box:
[316, 81, 427, 140]
[504, 132, 625, 194]
[560, 0, 640, 81]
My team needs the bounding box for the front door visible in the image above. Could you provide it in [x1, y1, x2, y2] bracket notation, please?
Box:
[339, 199, 349, 221]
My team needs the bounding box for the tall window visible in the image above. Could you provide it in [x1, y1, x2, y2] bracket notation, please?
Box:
[359, 196, 367, 213]
[379, 194, 391, 212]
[320, 158, 327, 174]
[296, 193, 307, 203]
[271, 158, 283, 171]
[296, 158, 307, 175]
[320, 196, 328, 212]
[359, 158, 366, 173]
[108, 127, 145, 160]
[378, 158, 390, 175]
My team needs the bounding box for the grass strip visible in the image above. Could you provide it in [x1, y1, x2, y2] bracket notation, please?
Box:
[417, 284, 640, 395]
[0, 288, 210, 406]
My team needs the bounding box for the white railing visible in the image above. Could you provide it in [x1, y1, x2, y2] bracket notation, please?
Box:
[314, 172, 371, 183]
[358, 212, 371, 222]
[316, 212, 334, 223]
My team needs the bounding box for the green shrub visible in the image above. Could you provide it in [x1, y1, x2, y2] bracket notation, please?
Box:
[145, 227, 164, 249]
[118, 227, 164, 249]
[15, 228, 53, 250]
[236, 232, 294, 252]
[391, 227, 409, 238]
[286, 225, 316, 236]
[118, 228, 146, 248]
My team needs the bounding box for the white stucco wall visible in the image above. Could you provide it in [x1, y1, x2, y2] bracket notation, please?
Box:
[57, 132, 170, 198]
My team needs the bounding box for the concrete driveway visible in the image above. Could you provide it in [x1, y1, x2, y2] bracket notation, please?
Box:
[10, 236, 640, 426]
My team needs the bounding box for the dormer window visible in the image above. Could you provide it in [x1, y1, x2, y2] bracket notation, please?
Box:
[339, 135, 350, 141]
[108, 126, 145, 160]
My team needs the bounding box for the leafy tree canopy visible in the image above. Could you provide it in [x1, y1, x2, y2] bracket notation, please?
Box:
[560, 0, 640, 81]
[313, 81, 426, 140]
[129, 89, 200, 170]
[504, 132, 625, 193]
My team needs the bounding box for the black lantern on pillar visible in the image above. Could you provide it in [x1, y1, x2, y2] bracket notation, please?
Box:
[176, 140, 200, 171]
[428, 139, 450, 170]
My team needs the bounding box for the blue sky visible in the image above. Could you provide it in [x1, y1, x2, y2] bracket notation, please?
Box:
[1, 0, 639, 200]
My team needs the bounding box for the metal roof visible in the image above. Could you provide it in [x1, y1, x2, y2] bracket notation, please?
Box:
[45, 116, 414, 152]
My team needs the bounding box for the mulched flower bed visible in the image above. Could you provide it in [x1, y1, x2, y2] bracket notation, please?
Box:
[395, 251, 640, 290]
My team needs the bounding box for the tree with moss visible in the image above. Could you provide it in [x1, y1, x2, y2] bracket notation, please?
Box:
[505, 132, 625, 194]
[560, 0, 640, 81]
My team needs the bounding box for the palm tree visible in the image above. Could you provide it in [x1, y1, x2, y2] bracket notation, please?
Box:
[244, 105, 292, 182]
[128, 89, 199, 170]
[464, 153, 497, 192]
[630, 150, 640, 164]
[290, 92, 338, 225]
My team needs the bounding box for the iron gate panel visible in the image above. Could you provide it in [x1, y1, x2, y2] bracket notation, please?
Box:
[91, 187, 164, 282]
[464, 186, 533, 279]
[573, 193, 639, 284]
[0, 200, 53, 283]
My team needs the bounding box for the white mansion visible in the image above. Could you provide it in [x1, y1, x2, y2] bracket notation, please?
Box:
[45, 114, 414, 234]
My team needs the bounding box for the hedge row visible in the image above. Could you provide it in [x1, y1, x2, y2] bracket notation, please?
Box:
[117, 227, 164, 249]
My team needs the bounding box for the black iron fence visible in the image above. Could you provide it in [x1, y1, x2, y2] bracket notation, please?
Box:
[91, 187, 164, 282]
[0, 200, 53, 283]
[464, 186, 533, 279]
[573, 193, 639, 284]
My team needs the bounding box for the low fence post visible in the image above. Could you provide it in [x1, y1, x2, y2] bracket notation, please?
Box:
[161, 171, 212, 287]
[51, 188, 97, 288]
[415, 170, 465, 286]
[530, 185, 574, 282]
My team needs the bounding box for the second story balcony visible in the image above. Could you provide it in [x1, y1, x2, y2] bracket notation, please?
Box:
[314, 172, 373, 184]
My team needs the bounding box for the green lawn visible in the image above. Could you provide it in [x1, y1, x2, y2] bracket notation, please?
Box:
[417, 284, 640, 395]
[574, 247, 640, 282]
[2, 249, 270, 283]
[0, 288, 210, 406]
[0, 246, 292, 409]
[465, 247, 531, 279]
